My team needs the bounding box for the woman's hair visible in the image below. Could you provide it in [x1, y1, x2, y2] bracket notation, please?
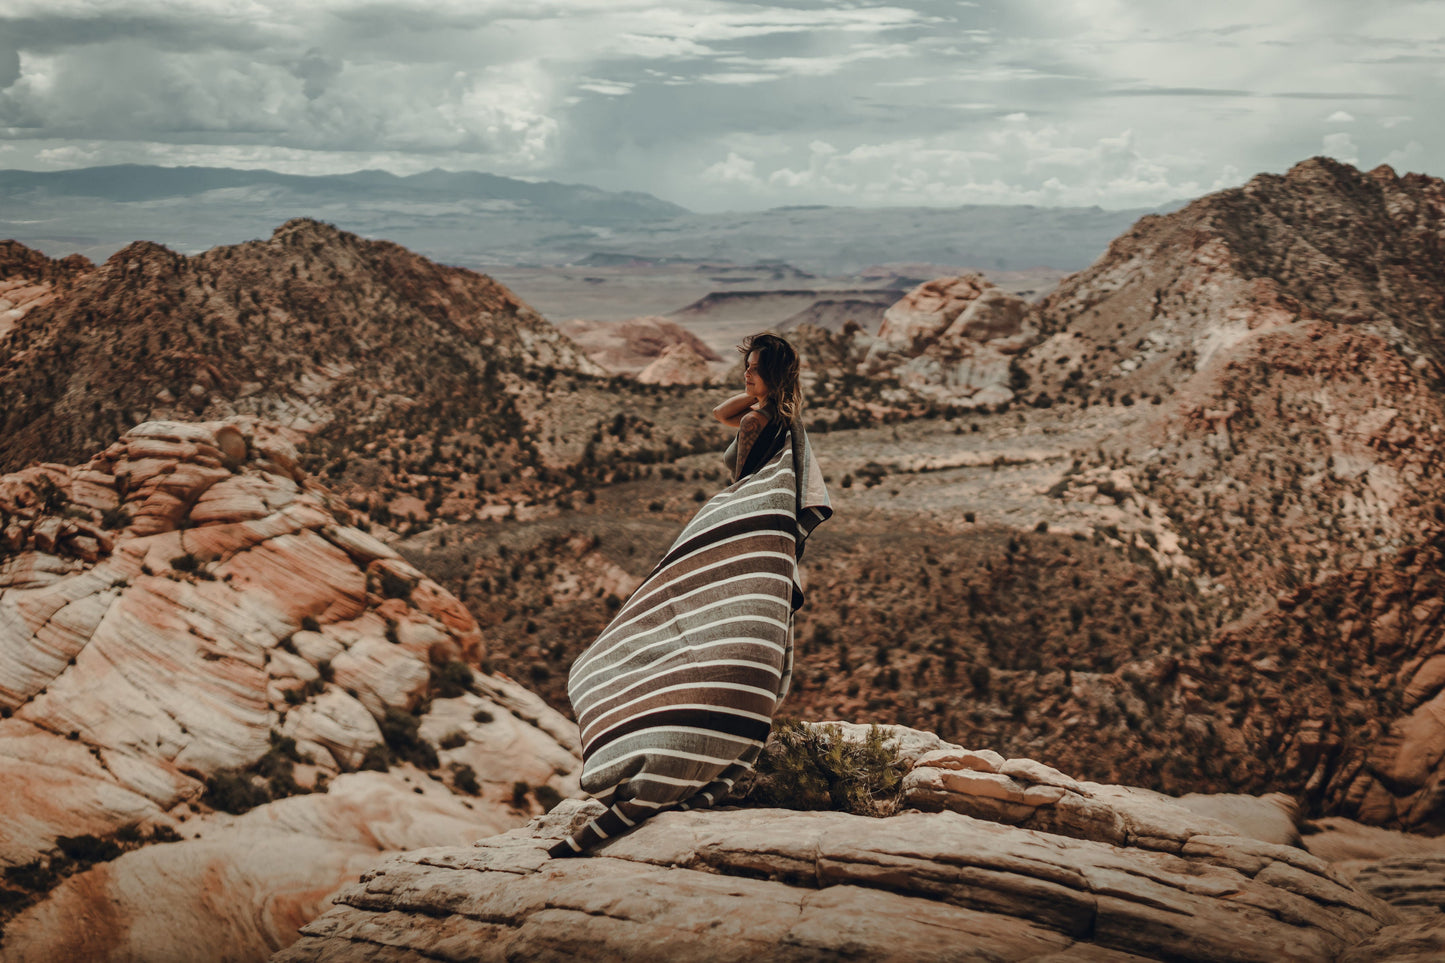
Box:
[739, 333, 801, 421]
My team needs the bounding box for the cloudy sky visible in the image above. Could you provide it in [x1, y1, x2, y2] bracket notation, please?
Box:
[0, 0, 1441, 211]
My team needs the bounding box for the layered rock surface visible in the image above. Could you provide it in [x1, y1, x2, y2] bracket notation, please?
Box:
[557, 316, 722, 377]
[0, 420, 580, 960]
[278, 724, 1427, 963]
[0, 242, 91, 341]
[636, 340, 714, 386]
[862, 274, 1034, 406]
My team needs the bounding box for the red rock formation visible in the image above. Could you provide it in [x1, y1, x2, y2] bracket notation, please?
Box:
[278, 723, 1419, 963]
[636, 340, 714, 385]
[0, 419, 580, 957]
[558, 315, 722, 376]
[0, 241, 92, 341]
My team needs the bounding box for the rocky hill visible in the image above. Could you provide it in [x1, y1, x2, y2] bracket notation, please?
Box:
[1020, 158, 1445, 601]
[0, 224, 748, 536]
[0, 421, 579, 959]
[0, 219, 599, 473]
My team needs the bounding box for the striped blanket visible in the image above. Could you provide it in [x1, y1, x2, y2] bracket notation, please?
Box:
[549, 423, 830, 856]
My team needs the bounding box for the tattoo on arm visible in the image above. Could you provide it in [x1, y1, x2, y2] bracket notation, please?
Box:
[734, 412, 765, 479]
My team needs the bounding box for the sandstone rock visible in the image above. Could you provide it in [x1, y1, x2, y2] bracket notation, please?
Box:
[0, 774, 503, 963]
[1350, 855, 1445, 914]
[864, 275, 1035, 405]
[558, 316, 722, 377]
[1339, 917, 1445, 963]
[874, 274, 992, 355]
[281, 802, 1398, 963]
[0, 420, 581, 957]
[278, 727, 1411, 962]
[636, 340, 713, 385]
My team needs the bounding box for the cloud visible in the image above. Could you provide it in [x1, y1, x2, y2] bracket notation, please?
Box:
[696, 121, 1210, 209]
[0, 42, 20, 88]
[702, 151, 759, 185]
[292, 48, 341, 101]
[576, 78, 634, 96]
[0, 0, 1440, 213]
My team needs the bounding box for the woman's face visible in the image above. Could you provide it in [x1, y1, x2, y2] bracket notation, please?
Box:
[744, 350, 768, 402]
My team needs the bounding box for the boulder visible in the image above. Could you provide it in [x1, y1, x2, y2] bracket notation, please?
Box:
[636, 341, 714, 386]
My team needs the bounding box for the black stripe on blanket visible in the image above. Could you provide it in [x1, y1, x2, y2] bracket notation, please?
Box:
[548, 427, 830, 857]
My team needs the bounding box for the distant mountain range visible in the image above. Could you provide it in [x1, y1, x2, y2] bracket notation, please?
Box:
[0, 164, 1173, 275]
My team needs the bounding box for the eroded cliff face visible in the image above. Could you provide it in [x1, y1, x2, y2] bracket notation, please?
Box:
[276, 723, 1445, 963]
[0, 420, 580, 960]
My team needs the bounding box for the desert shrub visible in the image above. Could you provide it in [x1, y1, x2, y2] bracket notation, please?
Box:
[472, 708, 494, 724]
[439, 731, 466, 750]
[432, 661, 475, 699]
[202, 771, 271, 814]
[380, 706, 438, 770]
[171, 553, 200, 573]
[300, 615, 322, 632]
[379, 570, 414, 600]
[534, 784, 563, 812]
[359, 745, 390, 772]
[3, 860, 56, 891]
[511, 780, 531, 807]
[450, 763, 481, 796]
[733, 720, 906, 817]
[100, 505, 130, 530]
[55, 834, 122, 864]
[255, 732, 306, 798]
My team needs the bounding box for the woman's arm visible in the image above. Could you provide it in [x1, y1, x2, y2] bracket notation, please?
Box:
[712, 392, 757, 428]
[731, 409, 769, 480]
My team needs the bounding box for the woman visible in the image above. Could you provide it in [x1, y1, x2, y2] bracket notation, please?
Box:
[549, 333, 831, 857]
[713, 333, 798, 484]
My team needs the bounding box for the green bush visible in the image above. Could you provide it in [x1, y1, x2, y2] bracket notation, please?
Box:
[380, 706, 438, 770]
[533, 784, 563, 812]
[379, 570, 414, 600]
[359, 744, 390, 772]
[451, 763, 480, 796]
[56, 834, 122, 864]
[202, 771, 271, 814]
[3, 860, 56, 891]
[432, 661, 475, 699]
[734, 720, 906, 817]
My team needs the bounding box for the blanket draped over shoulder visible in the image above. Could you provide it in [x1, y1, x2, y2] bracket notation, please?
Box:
[549, 422, 831, 857]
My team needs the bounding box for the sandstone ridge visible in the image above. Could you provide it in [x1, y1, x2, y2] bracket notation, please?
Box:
[278, 723, 1445, 963]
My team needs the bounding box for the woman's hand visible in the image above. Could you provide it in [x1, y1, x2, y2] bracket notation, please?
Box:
[712, 392, 757, 428]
